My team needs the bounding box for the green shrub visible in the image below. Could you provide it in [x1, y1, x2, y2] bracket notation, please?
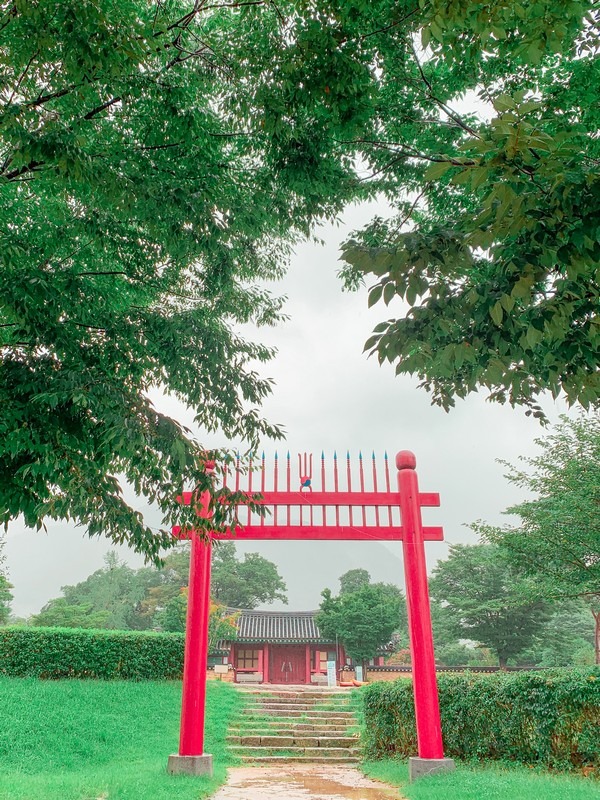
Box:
[0, 626, 184, 680]
[361, 669, 600, 772]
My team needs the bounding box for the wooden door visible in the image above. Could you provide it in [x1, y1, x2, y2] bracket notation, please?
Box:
[270, 645, 307, 684]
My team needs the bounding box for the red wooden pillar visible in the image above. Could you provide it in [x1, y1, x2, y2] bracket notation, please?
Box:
[263, 643, 270, 684]
[305, 644, 311, 685]
[179, 530, 212, 756]
[397, 451, 444, 760]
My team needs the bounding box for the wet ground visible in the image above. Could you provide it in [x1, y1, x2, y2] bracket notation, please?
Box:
[210, 766, 401, 800]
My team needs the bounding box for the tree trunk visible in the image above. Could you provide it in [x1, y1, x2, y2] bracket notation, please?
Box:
[593, 610, 600, 666]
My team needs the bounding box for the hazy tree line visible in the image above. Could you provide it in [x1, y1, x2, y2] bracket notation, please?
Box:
[4, 542, 287, 632]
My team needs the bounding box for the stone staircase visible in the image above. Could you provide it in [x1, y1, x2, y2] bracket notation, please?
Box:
[227, 687, 361, 764]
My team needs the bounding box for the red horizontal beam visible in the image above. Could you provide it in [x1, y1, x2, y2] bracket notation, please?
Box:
[179, 491, 440, 508]
[174, 525, 444, 542]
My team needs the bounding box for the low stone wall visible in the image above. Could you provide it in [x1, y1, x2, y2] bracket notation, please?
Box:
[206, 666, 235, 682]
[340, 665, 532, 683]
[339, 667, 410, 683]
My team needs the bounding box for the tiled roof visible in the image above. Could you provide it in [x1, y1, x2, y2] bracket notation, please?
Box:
[230, 610, 332, 644]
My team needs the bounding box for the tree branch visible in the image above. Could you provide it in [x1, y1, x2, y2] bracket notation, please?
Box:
[410, 43, 482, 140]
[84, 96, 121, 120]
[28, 86, 73, 108]
[6, 50, 39, 107]
[3, 160, 43, 181]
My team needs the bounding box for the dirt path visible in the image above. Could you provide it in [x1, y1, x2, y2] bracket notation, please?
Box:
[209, 765, 401, 800]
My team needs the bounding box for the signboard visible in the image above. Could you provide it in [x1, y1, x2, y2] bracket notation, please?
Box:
[354, 665, 363, 682]
[327, 660, 337, 688]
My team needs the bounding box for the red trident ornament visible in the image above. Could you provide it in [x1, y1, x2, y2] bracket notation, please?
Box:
[298, 452, 313, 491]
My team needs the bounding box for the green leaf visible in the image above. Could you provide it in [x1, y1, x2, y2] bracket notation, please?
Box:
[490, 302, 504, 326]
[383, 282, 396, 306]
[368, 284, 384, 307]
[424, 161, 454, 181]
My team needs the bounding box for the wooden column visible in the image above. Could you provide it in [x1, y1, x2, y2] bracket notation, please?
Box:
[397, 451, 444, 759]
[179, 533, 212, 756]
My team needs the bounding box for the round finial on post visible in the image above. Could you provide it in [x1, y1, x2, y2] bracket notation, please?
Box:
[396, 450, 417, 471]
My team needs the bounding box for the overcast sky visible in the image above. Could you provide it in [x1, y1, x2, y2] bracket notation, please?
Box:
[4, 200, 571, 618]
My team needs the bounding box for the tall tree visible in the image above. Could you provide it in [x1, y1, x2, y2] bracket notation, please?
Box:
[0, 536, 12, 625]
[32, 551, 158, 630]
[31, 598, 111, 629]
[339, 568, 371, 595]
[0, 0, 377, 557]
[516, 601, 596, 667]
[429, 543, 550, 667]
[4, 4, 598, 563]
[475, 414, 600, 663]
[338, 3, 599, 417]
[157, 591, 238, 652]
[316, 578, 404, 671]
[135, 546, 192, 629]
[31, 542, 287, 629]
[211, 542, 287, 609]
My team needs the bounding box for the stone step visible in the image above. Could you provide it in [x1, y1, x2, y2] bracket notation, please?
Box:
[229, 745, 361, 758]
[250, 704, 349, 713]
[243, 709, 354, 719]
[232, 719, 354, 726]
[236, 754, 361, 764]
[230, 727, 354, 737]
[228, 735, 359, 748]
[237, 689, 353, 697]
[229, 687, 360, 766]
[246, 695, 352, 705]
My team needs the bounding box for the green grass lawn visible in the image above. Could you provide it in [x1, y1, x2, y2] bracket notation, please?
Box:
[0, 677, 243, 800]
[363, 759, 600, 800]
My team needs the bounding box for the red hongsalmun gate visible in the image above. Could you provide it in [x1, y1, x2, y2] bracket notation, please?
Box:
[168, 450, 455, 780]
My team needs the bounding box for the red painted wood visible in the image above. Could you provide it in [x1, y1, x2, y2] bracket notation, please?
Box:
[176, 451, 446, 761]
[212, 525, 444, 541]
[270, 645, 307, 684]
[180, 490, 440, 508]
[397, 451, 444, 760]
[174, 524, 443, 541]
[179, 530, 211, 756]
[305, 643, 311, 685]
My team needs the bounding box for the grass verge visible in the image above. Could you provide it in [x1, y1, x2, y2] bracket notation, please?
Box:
[362, 759, 600, 800]
[0, 676, 243, 800]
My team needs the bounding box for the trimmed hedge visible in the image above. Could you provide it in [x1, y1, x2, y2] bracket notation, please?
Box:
[361, 669, 600, 772]
[0, 627, 184, 680]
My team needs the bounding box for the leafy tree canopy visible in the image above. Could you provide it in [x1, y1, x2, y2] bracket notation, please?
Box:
[28, 542, 286, 629]
[155, 590, 237, 651]
[516, 600, 596, 667]
[338, 2, 600, 417]
[0, 0, 378, 557]
[3, 1, 599, 561]
[339, 568, 371, 595]
[211, 541, 287, 609]
[316, 576, 404, 666]
[474, 413, 600, 663]
[429, 543, 550, 667]
[0, 535, 12, 625]
[31, 597, 111, 629]
[31, 551, 159, 629]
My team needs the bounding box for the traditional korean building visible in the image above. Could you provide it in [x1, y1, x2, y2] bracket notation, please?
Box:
[213, 609, 347, 684]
